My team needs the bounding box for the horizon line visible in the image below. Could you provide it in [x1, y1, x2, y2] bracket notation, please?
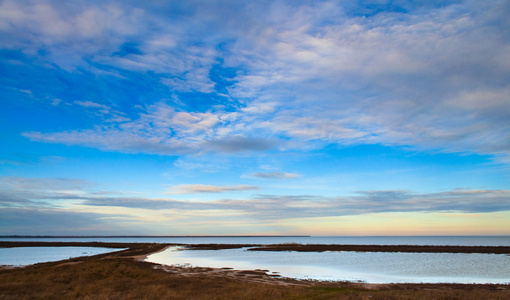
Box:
[1, 235, 509, 238]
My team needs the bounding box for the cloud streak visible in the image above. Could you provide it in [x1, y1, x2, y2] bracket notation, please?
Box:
[252, 172, 301, 179]
[166, 184, 259, 194]
[57, 189, 510, 221]
[3, 176, 509, 221]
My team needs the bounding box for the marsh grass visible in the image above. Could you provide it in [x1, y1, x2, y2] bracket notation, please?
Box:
[1, 258, 509, 300]
[0, 259, 308, 300]
[0, 242, 509, 299]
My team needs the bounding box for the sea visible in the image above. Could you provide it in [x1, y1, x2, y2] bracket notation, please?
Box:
[1, 236, 509, 284]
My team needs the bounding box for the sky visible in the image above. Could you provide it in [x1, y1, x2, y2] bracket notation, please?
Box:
[1, 0, 510, 236]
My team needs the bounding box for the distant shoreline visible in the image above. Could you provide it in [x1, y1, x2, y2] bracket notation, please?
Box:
[0, 235, 312, 238]
[2, 241, 510, 254]
[2, 235, 509, 238]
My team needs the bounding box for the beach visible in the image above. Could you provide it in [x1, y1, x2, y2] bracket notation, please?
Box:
[0, 242, 509, 299]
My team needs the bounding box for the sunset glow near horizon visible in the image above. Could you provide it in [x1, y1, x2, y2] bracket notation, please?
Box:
[1, 0, 510, 236]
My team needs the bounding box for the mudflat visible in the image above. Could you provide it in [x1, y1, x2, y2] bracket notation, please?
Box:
[0, 242, 509, 299]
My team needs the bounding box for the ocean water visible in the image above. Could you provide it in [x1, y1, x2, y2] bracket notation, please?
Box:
[1, 236, 510, 246]
[0, 247, 126, 267]
[146, 246, 510, 284]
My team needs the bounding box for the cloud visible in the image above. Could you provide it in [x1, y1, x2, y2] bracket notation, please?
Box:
[82, 197, 188, 210]
[4, 0, 510, 161]
[172, 154, 233, 173]
[241, 103, 277, 114]
[166, 184, 259, 194]
[0, 176, 93, 209]
[75, 100, 110, 110]
[204, 136, 279, 153]
[2, 176, 510, 231]
[22, 129, 192, 155]
[225, 0, 510, 157]
[22, 102, 280, 155]
[0, 176, 91, 191]
[160, 70, 215, 93]
[6, 175, 508, 217]
[262, 116, 368, 143]
[224, 189, 510, 219]
[22, 102, 215, 154]
[0, 208, 123, 235]
[0, 1, 145, 69]
[252, 172, 302, 179]
[80, 189, 510, 220]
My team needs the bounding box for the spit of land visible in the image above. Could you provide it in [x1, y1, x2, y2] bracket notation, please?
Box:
[0, 241, 509, 300]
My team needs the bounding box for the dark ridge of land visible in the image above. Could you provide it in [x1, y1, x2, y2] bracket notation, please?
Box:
[0, 241, 173, 249]
[183, 244, 259, 250]
[0, 235, 310, 238]
[246, 244, 510, 254]
[0, 242, 509, 300]
[0, 241, 254, 251]
[4, 241, 510, 254]
[184, 243, 510, 254]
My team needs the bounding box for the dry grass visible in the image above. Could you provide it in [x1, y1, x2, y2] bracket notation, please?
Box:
[1, 259, 508, 299]
[0, 259, 311, 300]
[0, 242, 509, 299]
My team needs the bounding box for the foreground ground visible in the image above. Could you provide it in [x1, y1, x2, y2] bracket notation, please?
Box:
[0, 242, 509, 299]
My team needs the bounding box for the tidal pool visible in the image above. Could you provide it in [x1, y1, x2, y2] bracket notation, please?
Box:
[146, 246, 510, 284]
[0, 247, 125, 267]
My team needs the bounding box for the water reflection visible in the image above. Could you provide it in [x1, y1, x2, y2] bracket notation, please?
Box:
[146, 247, 510, 284]
[0, 247, 125, 266]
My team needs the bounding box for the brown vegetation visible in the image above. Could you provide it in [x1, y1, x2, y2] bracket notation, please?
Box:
[183, 243, 510, 254]
[0, 242, 509, 299]
[183, 243, 258, 250]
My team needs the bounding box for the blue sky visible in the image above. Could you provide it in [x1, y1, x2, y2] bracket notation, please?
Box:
[1, 0, 510, 235]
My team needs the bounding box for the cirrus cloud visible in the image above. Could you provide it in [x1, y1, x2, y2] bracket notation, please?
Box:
[252, 172, 302, 179]
[166, 184, 259, 195]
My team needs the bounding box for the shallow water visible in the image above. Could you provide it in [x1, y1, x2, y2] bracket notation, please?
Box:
[0, 247, 125, 266]
[146, 247, 510, 284]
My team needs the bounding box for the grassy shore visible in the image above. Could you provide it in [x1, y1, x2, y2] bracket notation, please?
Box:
[1, 242, 509, 299]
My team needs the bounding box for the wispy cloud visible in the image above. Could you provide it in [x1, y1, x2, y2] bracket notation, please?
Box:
[22, 102, 280, 155]
[2, 174, 509, 234]
[252, 172, 301, 179]
[75, 100, 110, 110]
[3, 176, 509, 221]
[61, 188, 510, 220]
[0, 176, 91, 191]
[166, 184, 259, 194]
[0, 208, 123, 235]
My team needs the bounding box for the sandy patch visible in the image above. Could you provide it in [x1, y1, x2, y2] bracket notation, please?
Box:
[152, 264, 310, 286]
[131, 245, 173, 262]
